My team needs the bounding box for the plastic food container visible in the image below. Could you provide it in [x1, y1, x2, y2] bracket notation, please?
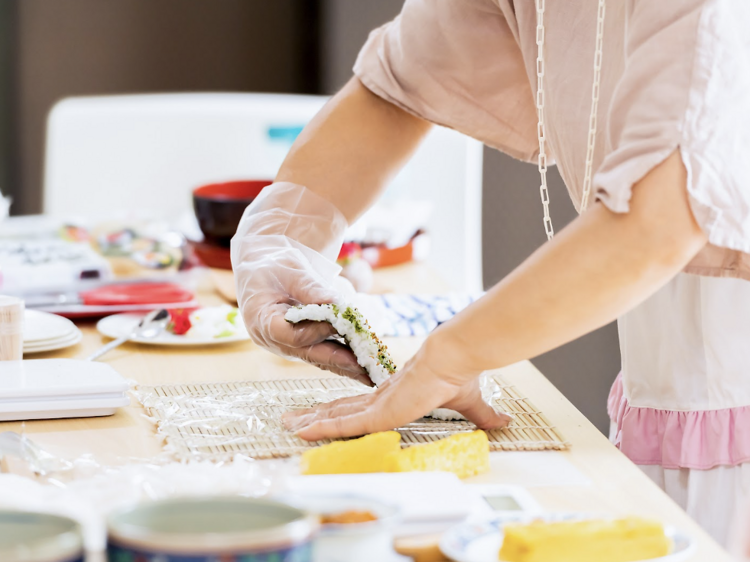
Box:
[0, 510, 84, 562]
[106, 496, 318, 562]
[281, 494, 401, 562]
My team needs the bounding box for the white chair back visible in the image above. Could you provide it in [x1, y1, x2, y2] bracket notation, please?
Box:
[43, 93, 483, 291]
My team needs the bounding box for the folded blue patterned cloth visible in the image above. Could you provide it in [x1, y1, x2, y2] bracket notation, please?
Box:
[373, 293, 479, 337]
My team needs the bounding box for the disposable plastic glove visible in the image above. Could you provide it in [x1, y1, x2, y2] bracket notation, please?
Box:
[231, 182, 369, 384]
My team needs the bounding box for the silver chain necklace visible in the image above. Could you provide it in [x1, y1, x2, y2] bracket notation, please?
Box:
[535, 0, 607, 239]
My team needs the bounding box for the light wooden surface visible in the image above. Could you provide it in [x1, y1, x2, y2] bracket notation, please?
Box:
[3, 263, 732, 561]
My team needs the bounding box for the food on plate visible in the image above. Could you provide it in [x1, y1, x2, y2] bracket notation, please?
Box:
[320, 510, 378, 525]
[301, 431, 401, 475]
[93, 224, 184, 276]
[498, 517, 671, 562]
[167, 305, 247, 339]
[167, 308, 195, 335]
[387, 430, 490, 479]
[300, 430, 489, 479]
[285, 303, 465, 420]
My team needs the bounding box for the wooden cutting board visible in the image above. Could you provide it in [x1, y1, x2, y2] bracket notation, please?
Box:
[209, 268, 237, 303]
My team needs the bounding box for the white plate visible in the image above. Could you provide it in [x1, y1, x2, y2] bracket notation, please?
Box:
[24, 329, 81, 350]
[97, 310, 251, 346]
[23, 310, 78, 343]
[440, 513, 695, 562]
[23, 328, 82, 354]
[25, 330, 80, 347]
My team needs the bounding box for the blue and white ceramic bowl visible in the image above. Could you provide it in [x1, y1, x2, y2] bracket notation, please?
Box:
[106, 497, 318, 562]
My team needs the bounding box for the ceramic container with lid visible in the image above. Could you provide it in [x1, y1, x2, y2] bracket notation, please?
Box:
[0, 510, 84, 562]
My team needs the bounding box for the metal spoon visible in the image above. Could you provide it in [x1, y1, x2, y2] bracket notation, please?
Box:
[86, 308, 170, 361]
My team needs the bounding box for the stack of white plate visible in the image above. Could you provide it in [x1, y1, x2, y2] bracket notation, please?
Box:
[23, 310, 82, 355]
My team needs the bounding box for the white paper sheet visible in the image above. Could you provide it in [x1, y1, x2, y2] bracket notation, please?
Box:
[469, 451, 592, 488]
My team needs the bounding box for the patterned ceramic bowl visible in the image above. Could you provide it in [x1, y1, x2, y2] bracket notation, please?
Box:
[107, 496, 318, 562]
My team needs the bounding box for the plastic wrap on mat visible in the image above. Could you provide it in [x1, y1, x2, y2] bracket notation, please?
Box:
[0, 431, 293, 558]
[133, 373, 569, 462]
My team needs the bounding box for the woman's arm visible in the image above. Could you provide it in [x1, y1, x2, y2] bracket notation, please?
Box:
[436, 151, 706, 371]
[286, 151, 709, 440]
[276, 77, 433, 222]
[231, 78, 432, 378]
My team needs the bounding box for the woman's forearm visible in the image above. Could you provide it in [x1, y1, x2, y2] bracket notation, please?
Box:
[429, 151, 708, 373]
[276, 78, 432, 223]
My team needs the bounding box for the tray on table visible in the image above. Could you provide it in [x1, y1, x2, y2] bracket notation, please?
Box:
[134, 373, 569, 461]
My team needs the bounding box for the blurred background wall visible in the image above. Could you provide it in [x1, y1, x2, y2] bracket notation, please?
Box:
[3, 0, 319, 215]
[0, 0, 619, 431]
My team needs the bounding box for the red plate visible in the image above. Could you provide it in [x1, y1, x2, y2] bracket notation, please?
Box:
[190, 240, 232, 270]
[190, 234, 424, 271]
[81, 282, 194, 305]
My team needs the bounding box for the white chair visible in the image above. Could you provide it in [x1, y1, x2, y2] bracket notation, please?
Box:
[43, 93, 483, 292]
[43, 93, 328, 221]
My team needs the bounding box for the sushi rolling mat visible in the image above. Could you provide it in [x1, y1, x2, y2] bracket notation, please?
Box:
[134, 373, 569, 461]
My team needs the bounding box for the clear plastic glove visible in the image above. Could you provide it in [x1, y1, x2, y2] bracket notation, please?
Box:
[231, 182, 369, 384]
[282, 332, 512, 440]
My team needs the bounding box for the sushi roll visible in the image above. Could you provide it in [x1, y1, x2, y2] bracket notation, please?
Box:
[285, 303, 395, 385]
[285, 303, 465, 421]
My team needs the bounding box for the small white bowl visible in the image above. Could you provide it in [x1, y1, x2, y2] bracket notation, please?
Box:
[280, 494, 402, 562]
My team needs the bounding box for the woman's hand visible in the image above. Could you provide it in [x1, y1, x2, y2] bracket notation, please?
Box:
[282, 334, 513, 440]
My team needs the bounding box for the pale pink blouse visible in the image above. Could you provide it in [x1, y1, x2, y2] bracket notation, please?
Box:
[354, 0, 750, 280]
[354, 0, 750, 470]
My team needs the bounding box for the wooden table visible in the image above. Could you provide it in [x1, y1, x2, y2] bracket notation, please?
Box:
[1, 264, 733, 561]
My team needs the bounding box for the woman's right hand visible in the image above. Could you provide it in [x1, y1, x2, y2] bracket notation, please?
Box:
[282, 330, 512, 440]
[231, 182, 370, 385]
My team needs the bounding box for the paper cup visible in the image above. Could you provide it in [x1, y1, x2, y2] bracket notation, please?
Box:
[0, 296, 24, 361]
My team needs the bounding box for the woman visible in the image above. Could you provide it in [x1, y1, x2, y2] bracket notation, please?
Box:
[232, 1, 750, 545]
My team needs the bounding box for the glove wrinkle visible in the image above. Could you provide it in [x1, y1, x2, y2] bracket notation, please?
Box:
[232, 182, 366, 379]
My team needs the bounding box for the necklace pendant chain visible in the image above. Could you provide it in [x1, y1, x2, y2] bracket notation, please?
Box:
[535, 0, 553, 240]
[535, 0, 606, 239]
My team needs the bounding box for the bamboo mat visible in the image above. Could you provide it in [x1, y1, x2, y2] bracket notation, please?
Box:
[134, 374, 569, 461]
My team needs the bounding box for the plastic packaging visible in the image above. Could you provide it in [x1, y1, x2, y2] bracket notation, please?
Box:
[0, 431, 294, 560]
[231, 182, 366, 378]
[129, 374, 524, 462]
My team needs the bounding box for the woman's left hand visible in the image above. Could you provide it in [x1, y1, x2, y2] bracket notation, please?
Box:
[282, 338, 512, 441]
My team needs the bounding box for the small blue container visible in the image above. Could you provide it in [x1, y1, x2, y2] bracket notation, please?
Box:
[106, 497, 318, 562]
[0, 510, 84, 562]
